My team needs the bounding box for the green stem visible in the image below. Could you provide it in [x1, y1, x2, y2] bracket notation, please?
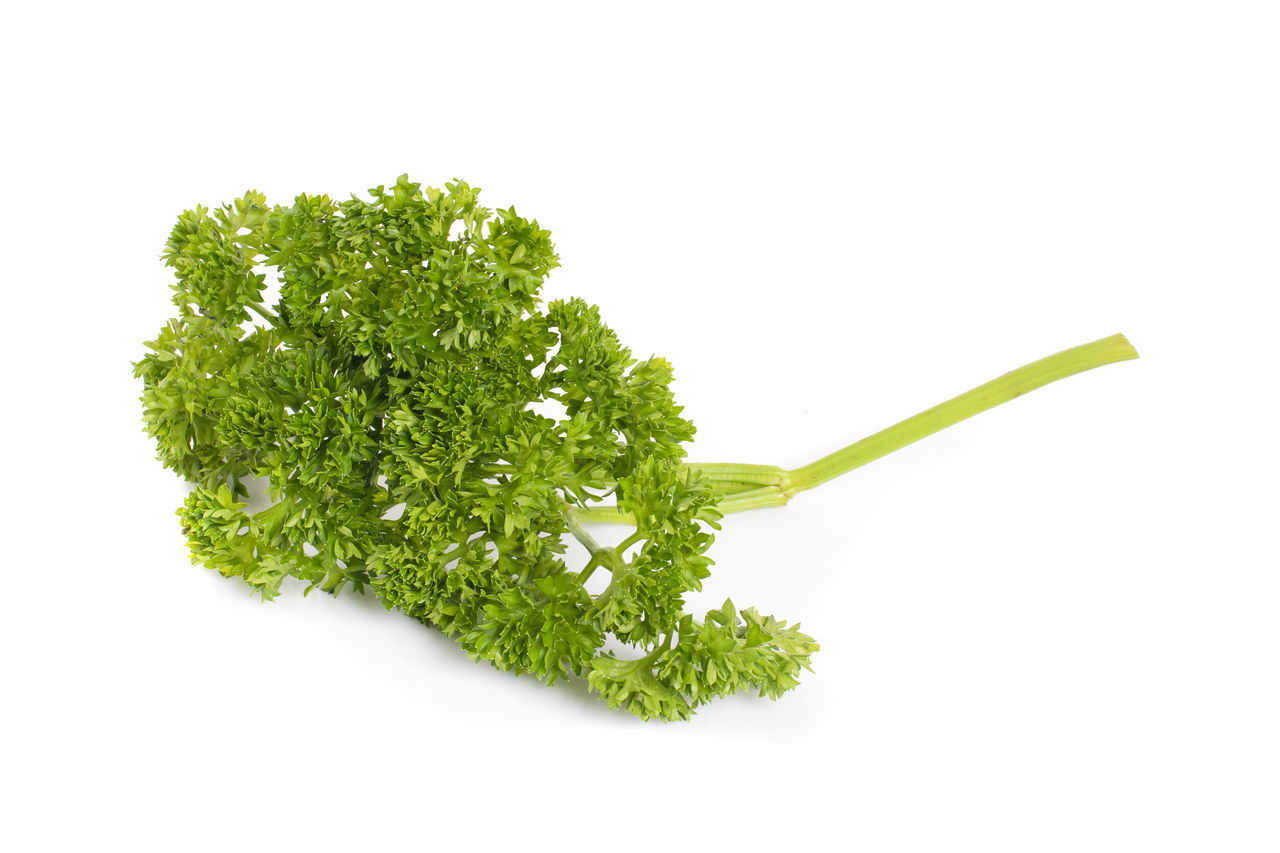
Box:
[578, 553, 605, 584]
[562, 500, 607, 552]
[616, 530, 646, 554]
[567, 334, 1137, 525]
[570, 505, 636, 525]
[247, 301, 278, 322]
[685, 463, 787, 487]
[786, 333, 1138, 493]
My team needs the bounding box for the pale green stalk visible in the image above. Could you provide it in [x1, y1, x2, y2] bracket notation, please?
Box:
[570, 333, 1138, 525]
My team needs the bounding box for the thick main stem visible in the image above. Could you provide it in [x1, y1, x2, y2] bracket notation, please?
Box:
[787, 332, 1138, 493]
[570, 333, 1138, 525]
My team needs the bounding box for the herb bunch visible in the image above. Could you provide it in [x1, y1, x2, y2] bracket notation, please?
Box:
[137, 176, 1137, 721]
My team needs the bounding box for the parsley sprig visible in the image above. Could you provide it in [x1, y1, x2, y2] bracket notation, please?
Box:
[136, 176, 1137, 720]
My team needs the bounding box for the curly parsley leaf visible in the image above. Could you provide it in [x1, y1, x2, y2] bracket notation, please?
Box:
[138, 176, 1137, 721]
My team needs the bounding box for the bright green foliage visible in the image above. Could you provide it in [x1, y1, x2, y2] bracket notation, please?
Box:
[589, 600, 820, 720]
[137, 176, 817, 720]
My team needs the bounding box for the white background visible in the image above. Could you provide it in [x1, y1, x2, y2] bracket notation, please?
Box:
[3, 2, 1277, 850]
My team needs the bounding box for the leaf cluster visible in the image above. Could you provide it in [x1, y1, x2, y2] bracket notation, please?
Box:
[137, 175, 816, 720]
